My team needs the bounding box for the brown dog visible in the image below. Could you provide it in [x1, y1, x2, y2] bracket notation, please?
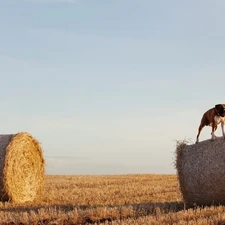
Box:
[196, 104, 225, 143]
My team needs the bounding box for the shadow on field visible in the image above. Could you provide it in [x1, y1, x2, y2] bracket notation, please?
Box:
[0, 203, 76, 213]
[129, 201, 185, 215]
[0, 202, 185, 225]
[0, 201, 185, 216]
[0, 201, 185, 224]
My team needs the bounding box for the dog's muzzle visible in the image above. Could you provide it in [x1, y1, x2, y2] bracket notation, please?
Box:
[221, 110, 225, 117]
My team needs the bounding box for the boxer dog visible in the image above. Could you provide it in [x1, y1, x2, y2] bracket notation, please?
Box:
[196, 104, 225, 144]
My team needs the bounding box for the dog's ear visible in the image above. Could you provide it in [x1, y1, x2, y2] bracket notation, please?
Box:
[215, 104, 222, 110]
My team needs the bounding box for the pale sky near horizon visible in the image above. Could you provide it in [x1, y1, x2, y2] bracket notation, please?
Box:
[0, 0, 225, 175]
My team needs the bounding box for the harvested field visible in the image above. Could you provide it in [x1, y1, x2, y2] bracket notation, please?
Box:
[0, 174, 225, 224]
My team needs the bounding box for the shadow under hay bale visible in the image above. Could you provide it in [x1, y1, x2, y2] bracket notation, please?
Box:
[175, 138, 225, 208]
[0, 132, 45, 203]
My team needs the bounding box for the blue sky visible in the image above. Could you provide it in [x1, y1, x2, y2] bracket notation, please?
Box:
[0, 0, 225, 175]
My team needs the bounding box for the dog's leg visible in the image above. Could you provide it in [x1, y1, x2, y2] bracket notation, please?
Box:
[196, 125, 204, 144]
[211, 124, 218, 141]
[221, 122, 225, 139]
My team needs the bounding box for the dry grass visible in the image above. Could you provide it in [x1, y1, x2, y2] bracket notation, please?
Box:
[0, 174, 224, 224]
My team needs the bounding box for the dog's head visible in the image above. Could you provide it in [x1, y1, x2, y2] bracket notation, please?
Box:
[215, 104, 225, 117]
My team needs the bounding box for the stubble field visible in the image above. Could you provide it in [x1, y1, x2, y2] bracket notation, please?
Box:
[0, 174, 225, 224]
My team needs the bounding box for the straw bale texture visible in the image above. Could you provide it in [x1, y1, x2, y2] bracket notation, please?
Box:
[0, 132, 45, 203]
[175, 138, 225, 208]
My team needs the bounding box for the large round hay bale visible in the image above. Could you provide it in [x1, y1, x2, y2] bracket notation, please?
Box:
[175, 138, 225, 208]
[0, 132, 45, 203]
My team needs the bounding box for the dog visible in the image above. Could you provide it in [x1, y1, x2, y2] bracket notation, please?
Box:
[196, 104, 225, 144]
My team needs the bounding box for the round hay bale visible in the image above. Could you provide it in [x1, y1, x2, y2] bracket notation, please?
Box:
[175, 138, 225, 208]
[0, 132, 45, 203]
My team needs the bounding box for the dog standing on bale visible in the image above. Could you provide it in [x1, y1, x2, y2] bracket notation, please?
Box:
[196, 104, 225, 144]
